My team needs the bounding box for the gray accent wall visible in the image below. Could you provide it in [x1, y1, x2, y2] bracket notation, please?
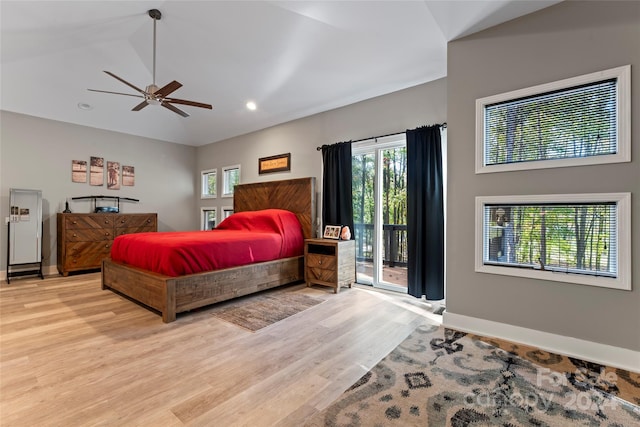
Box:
[446, 1, 639, 351]
[1, 77, 446, 276]
[0, 111, 197, 273]
[195, 78, 447, 235]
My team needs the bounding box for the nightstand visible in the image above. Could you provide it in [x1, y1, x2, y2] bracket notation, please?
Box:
[304, 238, 356, 293]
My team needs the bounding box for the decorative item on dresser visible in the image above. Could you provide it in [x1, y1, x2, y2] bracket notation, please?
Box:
[57, 213, 157, 276]
[305, 238, 355, 293]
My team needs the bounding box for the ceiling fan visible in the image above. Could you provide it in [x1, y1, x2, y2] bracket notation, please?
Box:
[88, 9, 212, 117]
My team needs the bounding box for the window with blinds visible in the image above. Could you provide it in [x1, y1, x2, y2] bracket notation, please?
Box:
[475, 193, 631, 290]
[476, 65, 630, 173]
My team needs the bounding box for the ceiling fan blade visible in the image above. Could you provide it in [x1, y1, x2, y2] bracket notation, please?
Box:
[164, 97, 213, 110]
[162, 102, 190, 117]
[132, 101, 149, 111]
[103, 71, 146, 94]
[155, 80, 182, 97]
[88, 89, 145, 99]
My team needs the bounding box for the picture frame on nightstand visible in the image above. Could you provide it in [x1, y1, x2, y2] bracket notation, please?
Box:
[323, 225, 341, 239]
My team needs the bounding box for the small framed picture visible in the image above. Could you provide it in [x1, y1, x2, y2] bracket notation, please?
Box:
[323, 225, 341, 240]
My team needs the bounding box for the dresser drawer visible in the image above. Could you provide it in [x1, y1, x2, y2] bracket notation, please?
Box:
[115, 214, 156, 228]
[66, 241, 112, 255]
[63, 242, 112, 270]
[65, 228, 112, 242]
[65, 215, 114, 229]
[306, 253, 337, 270]
[115, 227, 155, 237]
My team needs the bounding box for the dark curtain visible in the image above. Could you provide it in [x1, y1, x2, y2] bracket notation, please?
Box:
[407, 125, 444, 300]
[321, 141, 354, 236]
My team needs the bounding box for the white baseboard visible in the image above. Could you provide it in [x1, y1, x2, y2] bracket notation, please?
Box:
[2, 265, 59, 282]
[443, 311, 639, 372]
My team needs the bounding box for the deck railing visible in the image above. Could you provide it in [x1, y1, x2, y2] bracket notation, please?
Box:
[354, 223, 408, 267]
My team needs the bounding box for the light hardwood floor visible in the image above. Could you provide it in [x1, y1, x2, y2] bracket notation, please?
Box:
[0, 273, 442, 426]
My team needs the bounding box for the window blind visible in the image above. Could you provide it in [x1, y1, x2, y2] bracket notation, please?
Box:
[483, 203, 617, 277]
[484, 79, 618, 166]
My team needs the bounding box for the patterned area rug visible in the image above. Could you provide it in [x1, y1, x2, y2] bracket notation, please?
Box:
[210, 288, 323, 331]
[307, 322, 640, 426]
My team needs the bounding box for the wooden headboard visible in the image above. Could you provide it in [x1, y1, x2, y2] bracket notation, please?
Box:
[234, 177, 316, 239]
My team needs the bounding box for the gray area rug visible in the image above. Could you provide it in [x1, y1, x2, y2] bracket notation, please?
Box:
[210, 288, 323, 331]
[307, 322, 640, 426]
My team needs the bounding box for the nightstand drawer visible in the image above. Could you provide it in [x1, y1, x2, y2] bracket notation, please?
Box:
[306, 253, 337, 270]
[306, 267, 337, 283]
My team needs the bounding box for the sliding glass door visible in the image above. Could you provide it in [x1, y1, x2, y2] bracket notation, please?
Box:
[352, 135, 407, 292]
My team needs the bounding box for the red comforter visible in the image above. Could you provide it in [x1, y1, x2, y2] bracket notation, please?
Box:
[110, 209, 304, 277]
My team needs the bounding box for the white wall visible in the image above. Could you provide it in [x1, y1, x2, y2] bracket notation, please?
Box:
[0, 111, 197, 274]
[445, 1, 640, 354]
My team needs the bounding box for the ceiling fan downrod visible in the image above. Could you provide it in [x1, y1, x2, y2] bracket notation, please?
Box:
[149, 9, 161, 87]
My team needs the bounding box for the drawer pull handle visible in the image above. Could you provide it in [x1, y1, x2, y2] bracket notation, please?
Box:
[72, 221, 77, 224]
[318, 260, 322, 265]
[121, 220, 126, 223]
[105, 232, 110, 236]
[104, 220, 110, 224]
[147, 219, 151, 223]
[105, 244, 110, 248]
[73, 233, 77, 237]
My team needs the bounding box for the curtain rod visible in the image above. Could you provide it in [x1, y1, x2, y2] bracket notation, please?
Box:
[316, 122, 446, 151]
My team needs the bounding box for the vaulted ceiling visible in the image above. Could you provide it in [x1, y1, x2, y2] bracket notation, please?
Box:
[1, 1, 561, 146]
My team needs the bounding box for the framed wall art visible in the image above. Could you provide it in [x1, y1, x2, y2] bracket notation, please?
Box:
[122, 165, 135, 186]
[71, 160, 87, 183]
[90, 156, 104, 186]
[107, 161, 120, 190]
[258, 153, 291, 174]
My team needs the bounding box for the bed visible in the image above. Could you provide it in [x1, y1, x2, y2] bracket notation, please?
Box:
[101, 177, 316, 322]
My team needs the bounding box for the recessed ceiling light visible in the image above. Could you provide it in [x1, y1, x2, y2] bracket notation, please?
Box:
[246, 101, 257, 111]
[77, 102, 93, 111]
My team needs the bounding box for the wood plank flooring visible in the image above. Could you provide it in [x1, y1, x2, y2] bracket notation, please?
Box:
[0, 273, 442, 426]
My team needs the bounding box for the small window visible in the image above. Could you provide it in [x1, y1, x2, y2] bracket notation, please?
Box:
[201, 169, 217, 199]
[222, 165, 240, 197]
[476, 65, 630, 173]
[222, 207, 234, 219]
[475, 193, 631, 290]
[201, 208, 217, 231]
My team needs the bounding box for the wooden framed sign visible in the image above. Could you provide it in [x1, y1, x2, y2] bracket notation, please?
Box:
[258, 153, 291, 174]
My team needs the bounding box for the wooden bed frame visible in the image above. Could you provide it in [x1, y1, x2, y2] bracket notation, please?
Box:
[101, 177, 316, 322]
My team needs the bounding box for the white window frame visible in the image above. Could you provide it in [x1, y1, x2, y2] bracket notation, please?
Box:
[475, 193, 631, 291]
[222, 165, 241, 198]
[475, 65, 631, 174]
[222, 206, 234, 220]
[200, 207, 217, 231]
[201, 168, 217, 199]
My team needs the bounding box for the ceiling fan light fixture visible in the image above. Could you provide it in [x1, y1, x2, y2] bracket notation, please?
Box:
[246, 101, 257, 111]
[86, 8, 212, 117]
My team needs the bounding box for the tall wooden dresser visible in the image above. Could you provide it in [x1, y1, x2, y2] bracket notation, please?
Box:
[57, 213, 157, 276]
